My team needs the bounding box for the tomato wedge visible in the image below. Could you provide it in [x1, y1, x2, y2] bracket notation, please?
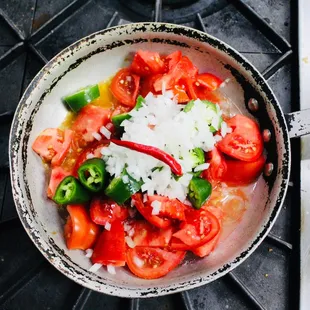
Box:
[90, 198, 129, 226]
[217, 115, 263, 161]
[91, 219, 126, 266]
[203, 148, 227, 182]
[173, 209, 220, 247]
[130, 220, 173, 247]
[196, 73, 223, 92]
[172, 82, 190, 103]
[32, 128, 73, 166]
[47, 166, 72, 198]
[165, 51, 182, 71]
[139, 74, 162, 97]
[126, 247, 185, 279]
[221, 155, 266, 185]
[154, 56, 198, 92]
[131, 50, 165, 76]
[146, 195, 186, 221]
[132, 193, 172, 228]
[71, 105, 111, 143]
[64, 205, 100, 250]
[110, 68, 140, 107]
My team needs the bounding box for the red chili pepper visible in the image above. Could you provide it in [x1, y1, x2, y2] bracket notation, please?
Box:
[109, 139, 183, 176]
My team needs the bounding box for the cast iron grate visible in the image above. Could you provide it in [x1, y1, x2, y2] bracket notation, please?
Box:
[0, 0, 300, 309]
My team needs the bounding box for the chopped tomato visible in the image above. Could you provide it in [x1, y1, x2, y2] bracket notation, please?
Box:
[185, 78, 221, 103]
[192, 231, 221, 257]
[132, 193, 172, 228]
[172, 82, 190, 103]
[139, 74, 162, 98]
[221, 155, 266, 185]
[217, 115, 263, 161]
[191, 206, 223, 257]
[130, 220, 173, 247]
[110, 68, 140, 107]
[111, 105, 131, 117]
[91, 219, 126, 266]
[173, 209, 220, 247]
[170, 237, 192, 251]
[90, 198, 129, 226]
[196, 73, 223, 92]
[203, 148, 227, 182]
[154, 56, 198, 92]
[131, 50, 165, 76]
[47, 166, 72, 198]
[32, 128, 73, 166]
[146, 195, 186, 221]
[165, 51, 182, 71]
[64, 205, 100, 250]
[71, 105, 111, 143]
[126, 247, 185, 279]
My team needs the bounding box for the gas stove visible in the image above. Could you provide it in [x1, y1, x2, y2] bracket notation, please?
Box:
[0, 1, 299, 309]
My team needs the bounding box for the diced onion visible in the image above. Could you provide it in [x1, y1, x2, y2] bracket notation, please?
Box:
[85, 249, 93, 258]
[86, 153, 95, 159]
[107, 264, 116, 275]
[125, 236, 136, 248]
[100, 126, 111, 139]
[89, 263, 102, 272]
[92, 132, 102, 141]
[122, 175, 129, 184]
[183, 199, 192, 206]
[151, 200, 161, 215]
[194, 163, 210, 172]
[105, 222, 111, 231]
[214, 135, 223, 142]
[221, 121, 228, 137]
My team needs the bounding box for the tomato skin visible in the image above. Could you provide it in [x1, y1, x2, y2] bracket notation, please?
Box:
[110, 68, 140, 107]
[32, 128, 73, 166]
[173, 209, 220, 248]
[217, 115, 263, 161]
[203, 148, 227, 182]
[132, 193, 172, 228]
[126, 247, 185, 279]
[71, 105, 111, 143]
[47, 166, 72, 198]
[196, 73, 223, 92]
[221, 155, 266, 186]
[131, 50, 165, 76]
[90, 198, 129, 226]
[91, 219, 126, 266]
[64, 205, 100, 250]
[170, 237, 193, 251]
[130, 220, 173, 247]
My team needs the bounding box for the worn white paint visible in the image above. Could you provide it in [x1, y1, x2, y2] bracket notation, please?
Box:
[299, 0, 310, 308]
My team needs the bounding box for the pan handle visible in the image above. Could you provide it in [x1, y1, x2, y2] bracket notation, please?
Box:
[285, 109, 310, 138]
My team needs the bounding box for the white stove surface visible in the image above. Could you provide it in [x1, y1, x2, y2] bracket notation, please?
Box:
[299, 0, 310, 309]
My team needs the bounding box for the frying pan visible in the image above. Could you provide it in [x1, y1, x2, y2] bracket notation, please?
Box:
[9, 23, 310, 297]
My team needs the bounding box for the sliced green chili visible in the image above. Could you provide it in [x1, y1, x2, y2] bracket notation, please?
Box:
[188, 177, 212, 209]
[190, 148, 205, 177]
[63, 84, 100, 112]
[53, 176, 91, 205]
[105, 169, 142, 204]
[77, 158, 107, 193]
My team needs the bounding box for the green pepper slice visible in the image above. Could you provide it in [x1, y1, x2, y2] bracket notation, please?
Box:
[111, 95, 145, 128]
[190, 148, 205, 177]
[183, 99, 223, 132]
[188, 177, 212, 209]
[105, 169, 142, 204]
[53, 176, 91, 205]
[77, 158, 107, 193]
[63, 84, 100, 112]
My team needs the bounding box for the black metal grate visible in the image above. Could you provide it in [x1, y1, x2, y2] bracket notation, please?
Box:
[0, 0, 300, 309]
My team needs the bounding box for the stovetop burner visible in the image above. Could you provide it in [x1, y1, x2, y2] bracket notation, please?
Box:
[119, 0, 227, 23]
[0, 0, 300, 309]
